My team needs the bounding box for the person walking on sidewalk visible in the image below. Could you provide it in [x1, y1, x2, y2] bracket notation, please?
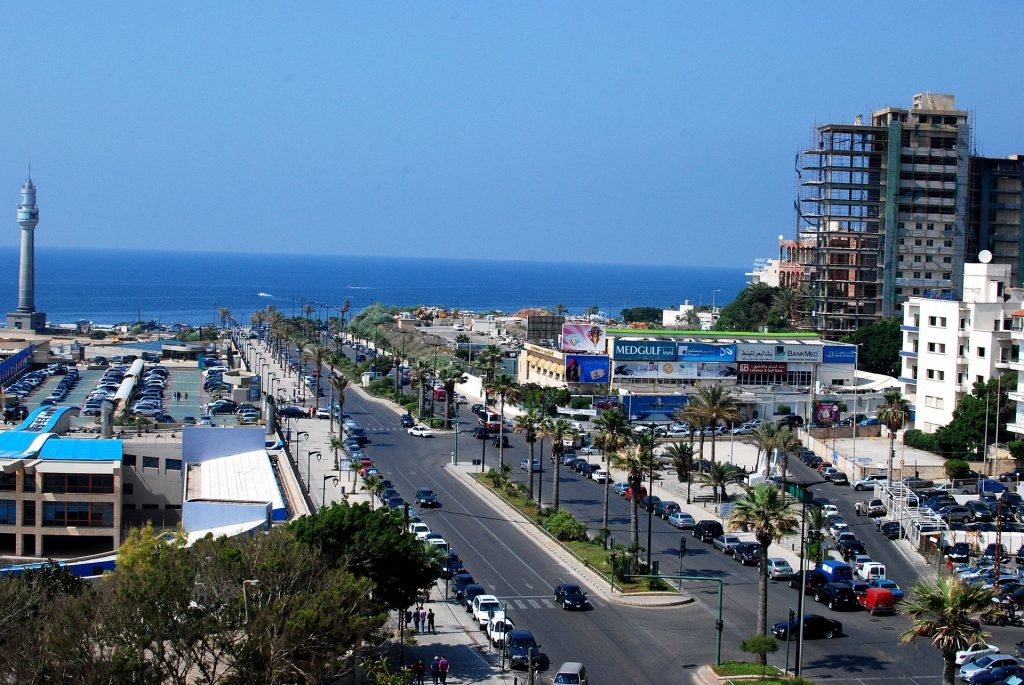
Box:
[405, 608, 413, 629]
[411, 659, 426, 685]
[427, 608, 435, 633]
[438, 656, 450, 684]
[430, 656, 441, 684]
[419, 607, 427, 633]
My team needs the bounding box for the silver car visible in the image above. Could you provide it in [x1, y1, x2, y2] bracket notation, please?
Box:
[668, 511, 696, 529]
[713, 534, 743, 555]
[960, 654, 1019, 681]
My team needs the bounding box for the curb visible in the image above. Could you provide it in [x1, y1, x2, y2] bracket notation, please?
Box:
[446, 465, 694, 608]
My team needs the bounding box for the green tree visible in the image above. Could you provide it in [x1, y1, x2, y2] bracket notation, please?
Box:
[593, 408, 632, 532]
[697, 462, 738, 502]
[714, 283, 787, 332]
[491, 374, 520, 469]
[217, 307, 233, 329]
[840, 318, 901, 377]
[663, 441, 694, 482]
[544, 418, 576, 510]
[438, 363, 468, 429]
[877, 391, 911, 484]
[900, 577, 995, 685]
[621, 306, 662, 324]
[289, 502, 440, 611]
[748, 422, 781, 475]
[408, 359, 433, 420]
[771, 287, 805, 328]
[727, 484, 799, 654]
[327, 372, 350, 435]
[687, 386, 742, 464]
[303, 342, 329, 410]
[612, 443, 658, 555]
[740, 633, 779, 676]
[514, 409, 543, 503]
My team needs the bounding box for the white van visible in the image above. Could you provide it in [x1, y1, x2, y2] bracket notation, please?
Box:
[857, 562, 886, 581]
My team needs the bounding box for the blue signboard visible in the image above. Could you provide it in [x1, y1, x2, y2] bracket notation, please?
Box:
[612, 340, 677, 361]
[676, 342, 736, 362]
[622, 394, 689, 421]
[823, 345, 857, 365]
[565, 355, 610, 383]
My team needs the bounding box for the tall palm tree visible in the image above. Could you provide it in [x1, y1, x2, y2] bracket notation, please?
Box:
[553, 304, 568, 317]
[329, 435, 344, 470]
[726, 483, 799, 654]
[687, 386, 742, 465]
[612, 443, 658, 555]
[772, 427, 802, 480]
[748, 422, 781, 475]
[663, 441, 694, 484]
[514, 409, 543, 502]
[772, 287, 805, 328]
[303, 343, 329, 408]
[680, 405, 709, 467]
[593, 409, 631, 531]
[327, 373, 350, 433]
[697, 462, 738, 502]
[217, 307, 233, 330]
[805, 506, 830, 564]
[337, 300, 351, 331]
[544, 418, 575, 511]
[303, 303, 315, 320]
[439, 363, 468, 429]
[250, 309, 267, 338]
[877, 390, 911, 484]
[409, 360, 433, 420]
[364, 475, 384, 511]
[900, 577, 995, 685]
[491, 374, 520, 469]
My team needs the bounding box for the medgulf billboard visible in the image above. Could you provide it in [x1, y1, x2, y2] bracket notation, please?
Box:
[561, 323, 607, 353]
[612, 340, 677, 361]
[565, 355, 610, 383]
[823, 345, 857, 365]
[676, 342, 736, 362]
[613, 360, 736, 379]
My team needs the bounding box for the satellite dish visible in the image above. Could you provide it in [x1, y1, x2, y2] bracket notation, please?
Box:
[979, 250, 993, 264]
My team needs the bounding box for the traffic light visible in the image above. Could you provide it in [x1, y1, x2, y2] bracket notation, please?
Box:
[789, 608, 795, 623]
[679, 537, 687, 555]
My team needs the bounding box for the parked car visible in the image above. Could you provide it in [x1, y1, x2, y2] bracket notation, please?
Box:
[654, 501, 681, 519]
[855, 499, 886, 517]
[472, 594, 503, 628]
[771, 614, 842, 640]
[789, 569, 829, 594]
[639, 496, 662, 513]
[552, 662, 589, 685]
[452, 572, 476, 600]
[400, 414, 415, 428]
[505, 630, 543, 670]
[520, 459, 542, 473]
[880, 521, 903, 539]
[733, 542, 762, 565]
[693, 520, 724, 543]
[486, 613, 514, 648]
[713, 534, 743, 555]
[813, 582, 858, 611]
[765, 558, 793, 580]
[590, 469, 611, 483]
[613, 482, 630, 496]
[957, 642, 1001, 666]
[960, 654, 1021, 682]
[857, 587, 896, 615]
[553, 584, 589, 610]
[668, 511, 696, 529]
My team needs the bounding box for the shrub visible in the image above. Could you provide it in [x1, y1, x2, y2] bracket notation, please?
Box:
[544, 509, 588, 542]
[905, 429, 942, 454]
[1010, 441, 1024, 464]
[515, 482, 531, 499]
[776, 405, 791, 415]
[944, 458, 971, 480]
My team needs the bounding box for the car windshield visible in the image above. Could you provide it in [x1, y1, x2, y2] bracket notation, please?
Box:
[976, 656, 995, 668]
[562, 586, 584, 596]
[554, 675, 581, 684]
[510, 636, 535, 648]
[479, 601, 500, 612]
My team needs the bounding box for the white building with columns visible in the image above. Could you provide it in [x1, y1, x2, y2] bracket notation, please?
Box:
[900, 261, 1022, 433]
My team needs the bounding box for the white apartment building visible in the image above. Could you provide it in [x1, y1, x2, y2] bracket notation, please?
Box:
[661, 301, 719, 330]
[900, 262, 1021, 432]
[1007, 312, 1024, 439]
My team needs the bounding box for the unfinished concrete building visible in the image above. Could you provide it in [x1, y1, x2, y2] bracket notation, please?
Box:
[968, 154, 1024, 285]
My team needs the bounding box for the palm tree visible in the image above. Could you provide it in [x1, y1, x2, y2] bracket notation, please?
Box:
[329, 435, 344, 470]
[900, 577, 995, 685]
[250, 309, 267, 338]
[593, 409, 631, 531]
[337, 300, 351, 331]
[877, 390, 911, 484]
[553, 304, 568, 317]
[726, 483, 799, 655]
[409, 360, 433, 420]
[217, 307, 233, 330]
[663, 441, 695, 500]
[772, 427, 802, 480]
[491, 374, 520, 469]
[327, 373, 350, 433]
[438, 363, 468, 429]
[544, 418, 575, 510]
[514, 409, 543, 502]
[748, 422, 781, 475]
[612, 443, 658, 555]
[303, 343, 329, 408]
[687, 386, 742, 465]
[303, 303, 315, 320]
[805, 506, 830, 563]
[697, 462, 738, 502]
[772, 287, 805, 328]
[680, 405, 709, 468]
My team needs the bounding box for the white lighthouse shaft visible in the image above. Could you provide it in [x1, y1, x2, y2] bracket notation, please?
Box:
[16, 177, 38, 314]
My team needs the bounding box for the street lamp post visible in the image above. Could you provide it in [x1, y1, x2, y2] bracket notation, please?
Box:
[322, 475, 339, 508]
[307, 450, 322, 488]
[294, 430, 309, 469]
[242, 579, 260, 624]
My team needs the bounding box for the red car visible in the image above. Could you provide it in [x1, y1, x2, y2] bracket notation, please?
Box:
[624, 485, 648, 501]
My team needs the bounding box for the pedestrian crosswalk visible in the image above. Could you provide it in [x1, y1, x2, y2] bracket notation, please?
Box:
[492, 595, 600, 611]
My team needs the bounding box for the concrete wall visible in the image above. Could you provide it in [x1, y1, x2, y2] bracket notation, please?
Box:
[181, 500, 270, 532]
[120, 439, 184, 528]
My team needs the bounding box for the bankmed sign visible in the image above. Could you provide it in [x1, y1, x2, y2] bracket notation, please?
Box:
[612, 340, 677, 361]
[736, 343, 823, 363]
[676, 342, 736, 362]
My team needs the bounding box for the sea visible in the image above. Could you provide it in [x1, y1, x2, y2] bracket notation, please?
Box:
[1, 246, 749, 326]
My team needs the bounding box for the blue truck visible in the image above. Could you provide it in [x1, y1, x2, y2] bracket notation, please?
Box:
[817, 559, 854, 583]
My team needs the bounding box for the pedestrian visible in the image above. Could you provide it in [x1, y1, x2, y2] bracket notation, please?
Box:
[184, 391, 189, 400]
[438, 656, 450, 684]
[405, 609, 413, 628]
[427, 608, 435, 633]
[419, 609, 426, 633]
[411, 659, 426, 685]
[874, 516, 882, 531]
[414, 607, 423, 631]
[430, 656, 440, 685]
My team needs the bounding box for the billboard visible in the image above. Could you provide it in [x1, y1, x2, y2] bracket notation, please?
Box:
[593, 395, 621, 411]
[737, 362, 788, 374]
[823, 345, 857, 365]
[565, 355, 610, 383]
[814, 401, 841, 424]
[561, 323, 607, 353]
[612, 340, 677, 361]
[621, 394, 689, 421]
[676, 342, 736, 362]
[613, 360, 736, 379]
[736, 343, 823, 363]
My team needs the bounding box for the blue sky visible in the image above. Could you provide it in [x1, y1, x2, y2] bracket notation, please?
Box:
[0, 3, 1021, 268]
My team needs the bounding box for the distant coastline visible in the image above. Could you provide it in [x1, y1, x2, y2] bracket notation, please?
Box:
[0, 246, 749, 326]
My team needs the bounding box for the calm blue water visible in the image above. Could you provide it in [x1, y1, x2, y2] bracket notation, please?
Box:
[0, 247, 748, 325]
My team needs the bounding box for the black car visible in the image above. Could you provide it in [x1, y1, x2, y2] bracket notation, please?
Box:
[947, 542, 972, 564]
[440, 553, 465, 579]
[415, 488, 439, 508]
[400, 414, 415, 428]
[875, 520, 902, 539]
[813, 582, 858, 610]
[452, 573, 476, 600]
[836, 537, 866, 559]
[553, 584, 589, 610]
[654, 501, 681, 519]
[491, 435, 510, 448]
[639, 496, 662, 513]
[1000, 468, 1024, 482]
[472, 426, 491, 439]
[579, 463, 599, 478]
[693, 520, 724, 543]
[771, 614, 842, 640]
[966, 500, 994, 521]
[734, 542, 762, 566]
[789, 569, 829, 593]
[277, 405, 307, 419]
[505, 630, 543, 670]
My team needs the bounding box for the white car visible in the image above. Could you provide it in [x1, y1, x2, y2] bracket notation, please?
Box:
[486, 614, 514, 647]
[765, 558, 793, 580]
[956, 642, 1000, 666]
[315, 408, 331, 419]
[668, 511, 696, 529]
[591, 469, 611, 483]
[408, 522, 430, 540]
[821, 504, 840, 518]
[408, 426, 434, 437]
[578, 446, 601, 455]
[471, 594, 502, 628]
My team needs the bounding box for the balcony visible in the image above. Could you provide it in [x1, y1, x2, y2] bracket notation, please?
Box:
[1009, 391, 1024, 405]
[898, 376, 918, 386]
[899, 350, 918, 359]
[901, 325, 919, 333]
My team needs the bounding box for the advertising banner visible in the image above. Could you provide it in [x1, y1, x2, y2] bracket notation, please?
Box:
[613, 360, 736, 379]
[560, 323, 607, 353]
[612, 340, 677, 361]
[814, 401, 841, 424]
[564, 355, 610, 383]
[737, 362, 788, 374]
[736, 343, 823, 363]
[593, 395, 620, 411]
[676, 342, 736, 362]
[823, 345, 857, 365]
[622, 394, 689, 421]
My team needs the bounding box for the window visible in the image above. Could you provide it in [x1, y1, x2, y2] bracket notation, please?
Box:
[896, 287, 904, 295]
[0, 500, 15, 525]
[925, 272, 932, 279]
[927, 342, 945, 353]
[42, 502, 114, 528]
[22, 500, 34, 526]
[957, 372, 964, 385]
[142, 457, 159, 470]
[166, 503, 182, 511]
[0, 474, 15, 492]
[944, 223, 952, 232]
[916, 223, 923, 230]
[926, 239, 934, 247]
[122, 503, 136, 511]
[42, 474, 114, 495]
[927, 223, 935, 230]
[958, 345, 965, 356]
[944, 240, 953, 248]
[978, 347, 986, 358]
[912, 288, 921, 295]
[122, 482, 133, 496]
[142, 504, 159, 510]
[786, 371, 812, 386]
[927, 316, 946, 327]
[898, 255, 905, 262]
[123, 454, 136, 468]
[898, 237, 905, 245]
[914, 256, 922, 263]
[914, 239, 922, 246]
[915, 271, 922, 279]
[165, 459, 182, 471]
[898, 222, 905, 230]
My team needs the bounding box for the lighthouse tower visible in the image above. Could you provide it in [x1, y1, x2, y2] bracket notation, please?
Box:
[7, 174, 46, 332]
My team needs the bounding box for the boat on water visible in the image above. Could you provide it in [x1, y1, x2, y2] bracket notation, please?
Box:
[258, 292, 271, 297]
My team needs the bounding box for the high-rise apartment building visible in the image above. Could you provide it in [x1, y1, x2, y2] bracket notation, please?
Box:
[968, 154, 1024, 286]
[796, 93, 971, 334]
